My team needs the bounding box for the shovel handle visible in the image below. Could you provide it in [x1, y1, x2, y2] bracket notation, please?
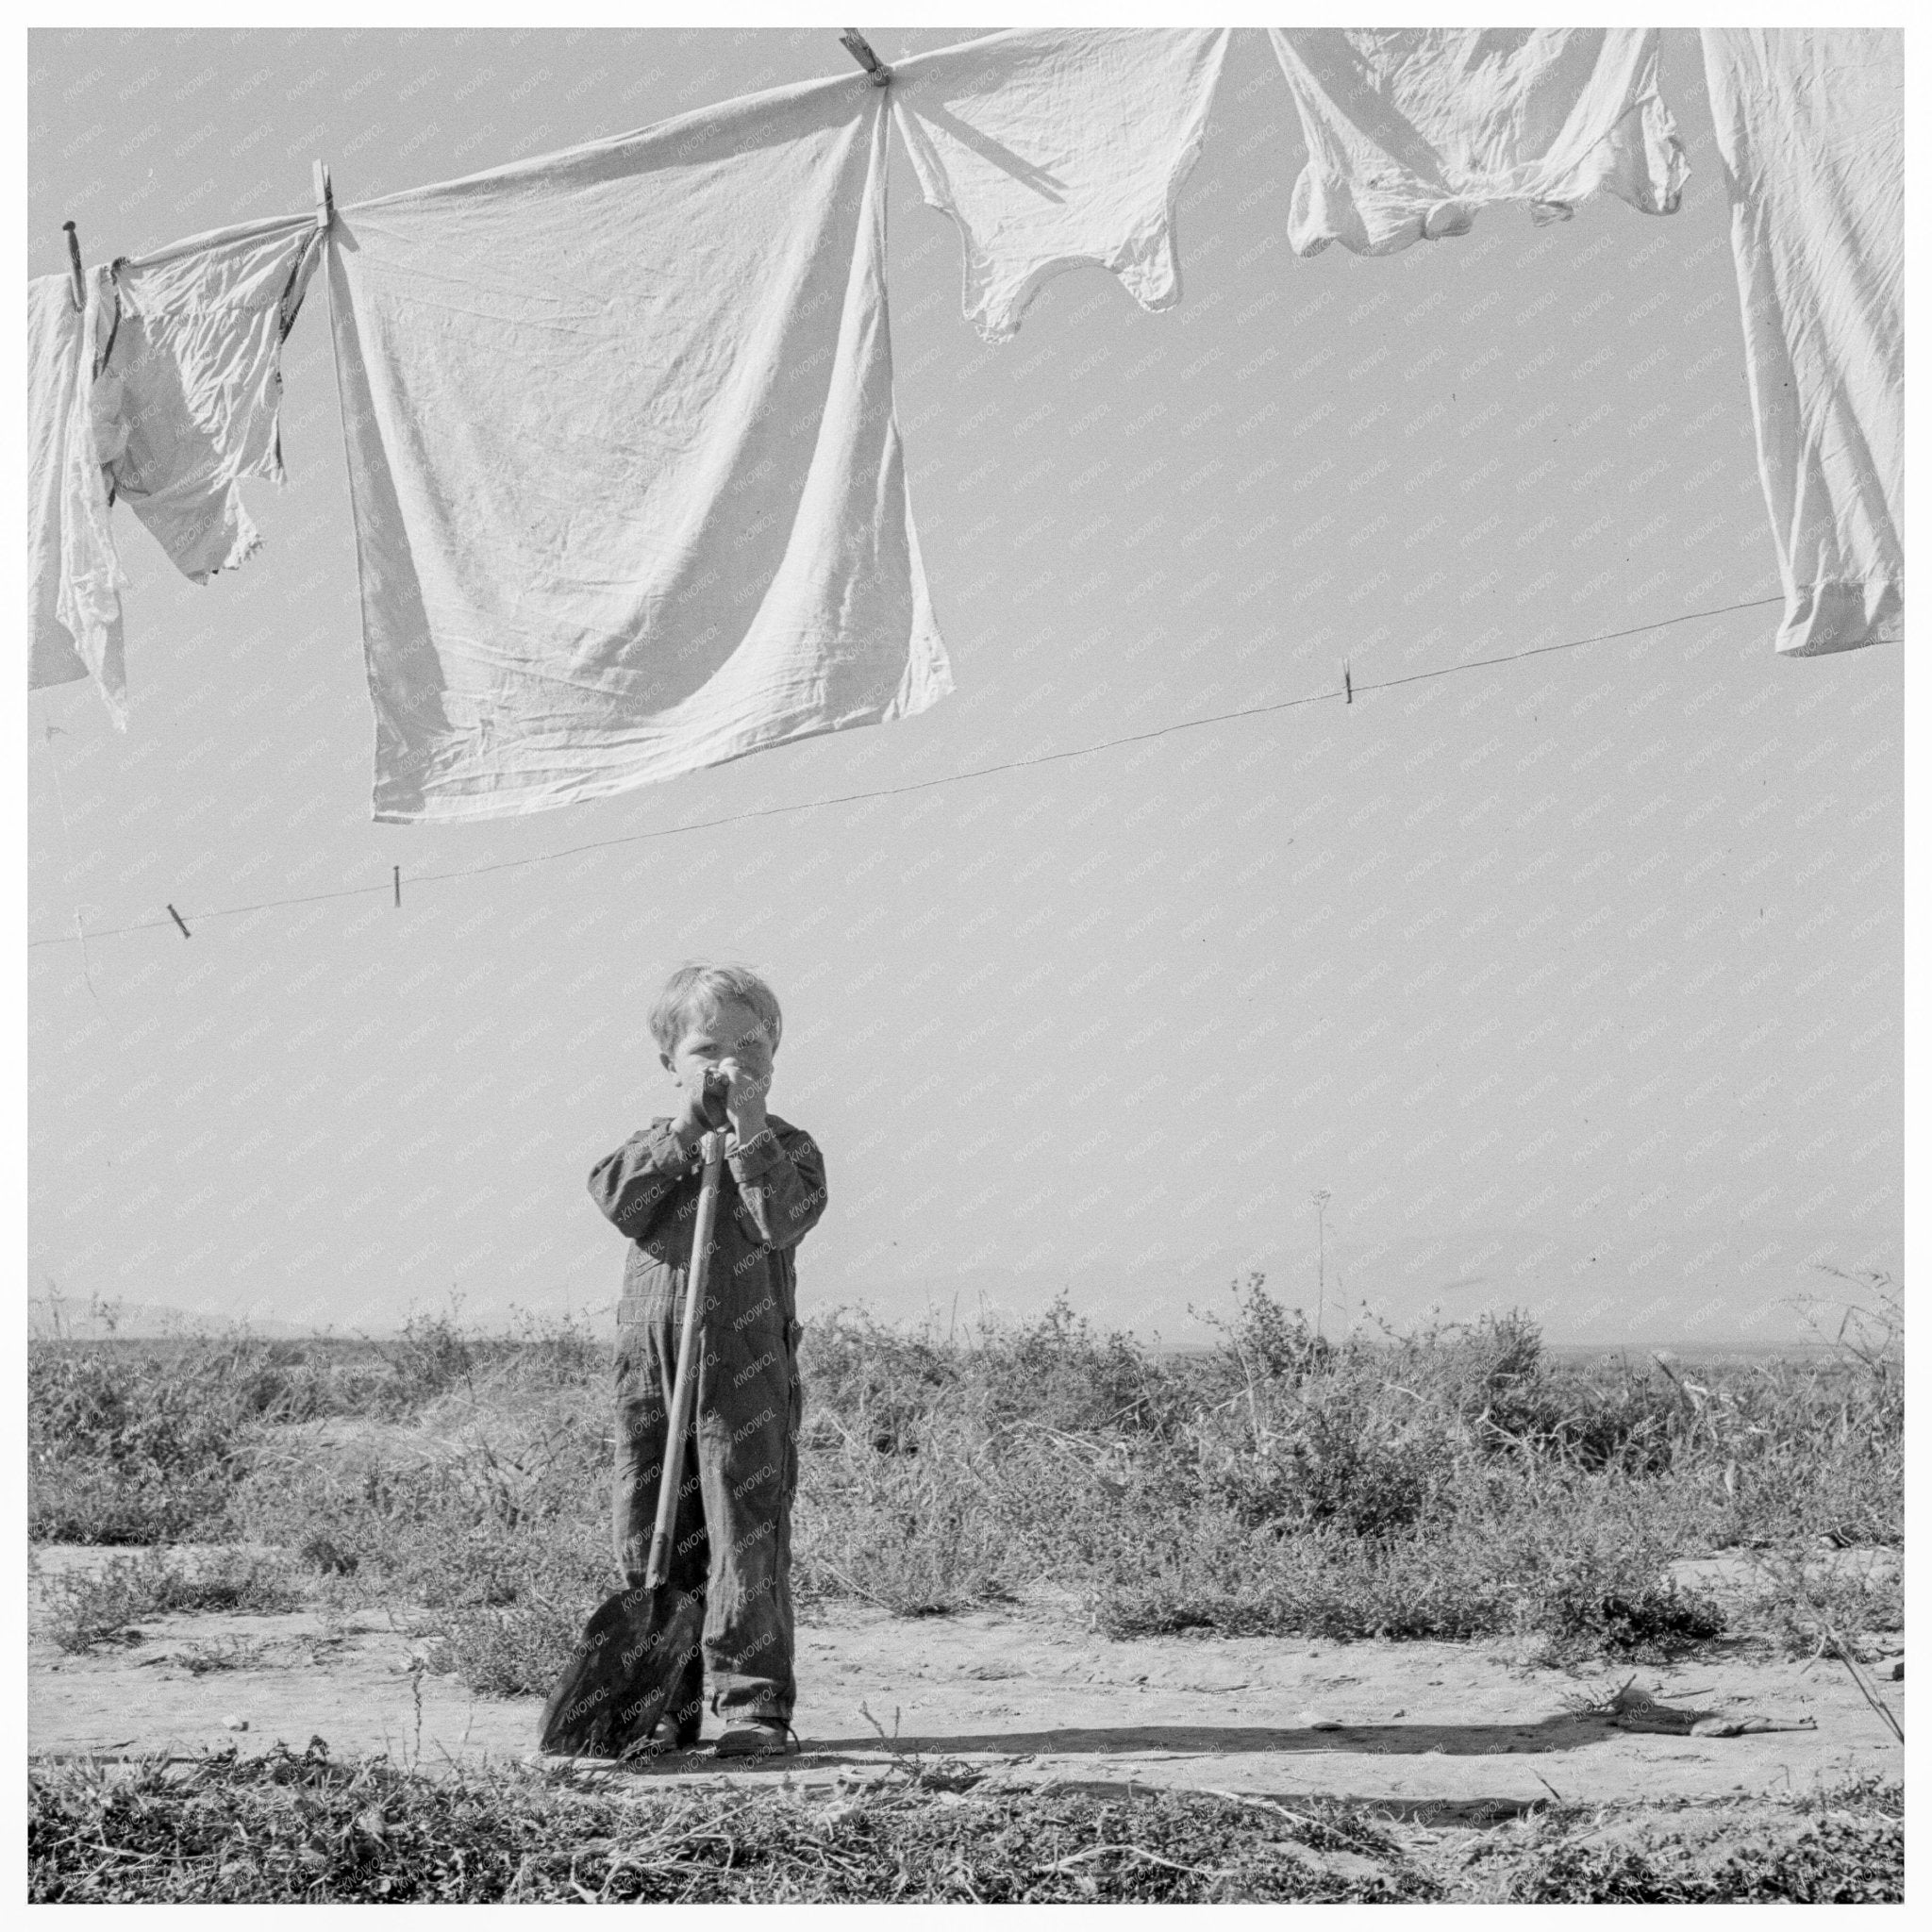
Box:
[643, 1131, 726, 1591]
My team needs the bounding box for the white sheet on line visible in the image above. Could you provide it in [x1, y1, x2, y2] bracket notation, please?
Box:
[889, 28, 1231, 342]
[27, 272, 126, 724]
[29, 213, 322, 724]
[1701, 28, 1903, 657]
[101, 212, 325, 584]
[1267, 28, 1687, 256]
[324, 73, 952, 824]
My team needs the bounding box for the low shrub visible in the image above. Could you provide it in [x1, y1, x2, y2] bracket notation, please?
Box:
[26, 1745, 1433, 1903]
[27, 1277, 1902, 1676]
[30, 1334, 387, 1543]
[1496, 1795, 1905, 1904]
[38, 1547, 300, 1653]
[423, 1574, 609, 1699]
[26, 1750, 1901, 1906]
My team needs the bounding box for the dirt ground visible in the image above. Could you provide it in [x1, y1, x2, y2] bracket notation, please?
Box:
[29, 1544, 1901, 1820]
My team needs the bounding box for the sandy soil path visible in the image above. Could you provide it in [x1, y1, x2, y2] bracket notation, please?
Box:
[29, 1547, 1901, 1818]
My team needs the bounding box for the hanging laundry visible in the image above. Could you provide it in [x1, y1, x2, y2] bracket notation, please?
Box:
[28, 275, 93, 692]
[889, 28, 1231, 343]
[325, 74, 952, 824]
[99, 212, 325, 583]
[1267, 29, 1687, 256]
[1701, 30, 1902, 657]
[28, 213, 321, 724]
[27, 272, 126, 724]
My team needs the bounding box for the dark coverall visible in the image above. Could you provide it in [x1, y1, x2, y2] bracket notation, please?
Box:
[587, 1115, 826, 1727]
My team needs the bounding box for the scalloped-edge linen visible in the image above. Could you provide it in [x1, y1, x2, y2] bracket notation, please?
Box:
[890, 28, 1231, 343]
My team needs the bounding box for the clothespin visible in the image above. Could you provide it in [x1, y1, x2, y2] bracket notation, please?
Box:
[312, 160, 334, 230]
[61, 221, 85, 311]
[1343, 660, 1353, 706]
[93, 272, 122, 378]
[839, 28, 892, 85]
[393, 865, 402, 909]
[166, 904, 192, 939]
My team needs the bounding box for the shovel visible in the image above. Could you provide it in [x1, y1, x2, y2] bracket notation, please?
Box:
[539, 1124, 727, 1757]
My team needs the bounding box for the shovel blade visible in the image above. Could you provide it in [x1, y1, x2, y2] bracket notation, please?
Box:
[539, 1582, 704, 1758]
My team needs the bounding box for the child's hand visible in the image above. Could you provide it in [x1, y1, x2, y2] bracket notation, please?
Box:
[671, 1085, 716, 1147]
[716, 1056, 769, 1139]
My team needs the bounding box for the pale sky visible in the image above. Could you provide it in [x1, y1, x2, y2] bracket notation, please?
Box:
[25, 26, 1904, 1344]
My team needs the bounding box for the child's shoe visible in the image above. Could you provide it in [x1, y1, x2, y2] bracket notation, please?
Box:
[622, 1713, 700, 1758]
[713, 1717, 797, 1758]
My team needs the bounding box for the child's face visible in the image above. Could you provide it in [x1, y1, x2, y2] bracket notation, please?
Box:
[661, 996, 774, 1095]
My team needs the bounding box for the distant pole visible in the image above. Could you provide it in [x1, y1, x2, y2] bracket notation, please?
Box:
[1313, 1191, 1331, 1341]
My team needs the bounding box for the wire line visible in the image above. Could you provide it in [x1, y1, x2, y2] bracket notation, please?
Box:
[27, 593, 1787, 951]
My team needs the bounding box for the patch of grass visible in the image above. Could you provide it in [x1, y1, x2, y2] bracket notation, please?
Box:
[30, 1333, 383, 1543]
[417, 1544, 618, 1697]
[1736, 1545, 1906, 1660]
[229, 1368, 616, 1695]
[173, 1637, 275, 1674]
[1549, 1581, 1726, 1657]
[28, 1460, 237, 1548]
[26, 1751, 1901, 1906]
[27, 1312, 606, 1544]
[26, 1745, 1434, 1904]
[1490, 1790, 1905, 1904]
[1092, 1507, 1726, 1660]
[791, 1288, 1876, 1656]
[38, 1548, 301, 1654]
[29, 1278, 1902, 1680]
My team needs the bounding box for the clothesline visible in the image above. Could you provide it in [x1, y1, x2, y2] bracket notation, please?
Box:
[28, 592, 1784, 953]
[27, 28, 1903, 826]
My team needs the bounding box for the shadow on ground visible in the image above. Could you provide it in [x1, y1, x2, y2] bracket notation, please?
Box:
[794, 1716, 1612, 1759]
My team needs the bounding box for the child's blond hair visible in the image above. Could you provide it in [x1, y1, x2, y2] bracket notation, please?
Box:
[649, 963, 784, 1058]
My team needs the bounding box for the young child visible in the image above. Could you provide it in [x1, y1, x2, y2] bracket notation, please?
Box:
[587, 964, 826, 1758]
